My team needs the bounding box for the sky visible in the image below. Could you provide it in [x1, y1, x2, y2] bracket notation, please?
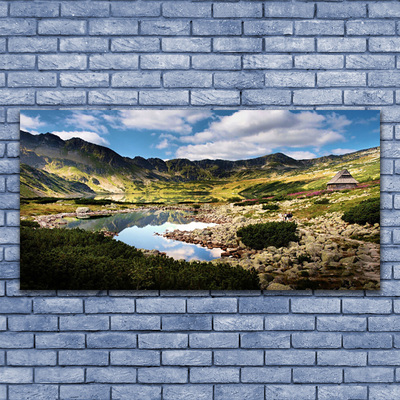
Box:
[20, 109, 380, 161]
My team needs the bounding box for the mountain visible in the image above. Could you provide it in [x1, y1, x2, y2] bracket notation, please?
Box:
[20, 130, 380, 198]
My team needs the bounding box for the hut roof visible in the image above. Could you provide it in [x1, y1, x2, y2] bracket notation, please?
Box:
[327, 169, 359, 185]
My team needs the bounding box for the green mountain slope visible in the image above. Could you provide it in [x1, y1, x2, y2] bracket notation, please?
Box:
[20, 130, 380, 200]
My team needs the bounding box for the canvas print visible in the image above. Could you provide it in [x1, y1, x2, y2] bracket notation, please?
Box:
[20, 110, 380, 290]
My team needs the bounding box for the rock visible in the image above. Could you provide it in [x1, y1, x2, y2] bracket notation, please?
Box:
[267, 282, 292, 290]
[76, 207, 90, 214]
[341, 256, 358, 264]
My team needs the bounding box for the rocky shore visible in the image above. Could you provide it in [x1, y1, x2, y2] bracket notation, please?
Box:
[162, 203, 380, 291]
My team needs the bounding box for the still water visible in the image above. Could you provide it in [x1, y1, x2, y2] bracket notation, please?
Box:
[63, 210, 223, 262]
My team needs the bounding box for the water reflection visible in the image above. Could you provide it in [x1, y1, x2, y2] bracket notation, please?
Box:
[63, 210, 223, 262]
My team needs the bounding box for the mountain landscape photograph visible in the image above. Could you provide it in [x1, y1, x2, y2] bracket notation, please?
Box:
[20, 110, 381, 291]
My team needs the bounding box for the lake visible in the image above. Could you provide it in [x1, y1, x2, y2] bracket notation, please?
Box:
[63, 210, 223, 262]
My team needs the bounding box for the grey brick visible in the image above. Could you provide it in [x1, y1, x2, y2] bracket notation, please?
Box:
[317, 3, 366, 18]
[214, 3, 262, 18]
[163, 385, 212, 400]
[0, 55, 35, 70]
[0, 367, 32, 383]
[7, 349, 56, 366]
[59, 350, 109, 366]
[264, 37, 314, 52]
[9, 385, 58, 399]
[39, 19, 86, 35]
[343, 299, 392, 314]
[265, 350, 315, 365]
[60, 385, 110, 400]
[62, 2, 110, 17]
[242, 90, 291, 105]
[318, 38, 366, 53]
[343, 333, 392, 349]
[9, 37, 57, 53]
[11, 2, 59, 17]
[0, 333, 33, 348]
[140, 90, 188, 105]
[90, 19, 138, 35]
[8, 72, 56, 88]
[162, 350, 211, 366]
[264, 2, 314, 18]
[295, 55, 344, 69]
[141, 21, 189, 36]
[318, 72, 366, 87]
[8, 315, 57, 331]
[87, 332, 136, 349]
[189, 332, 238, 348]
[139, 333, 188, 349]
[369, 2, 400, 18]
[344, 89, 393, 105]
[266, 72, 315, 88]
[295, 20, 344, 36]
[60, 38, 109, 52]
[192, 54, 240, 70]
[112, 38, 160, 52]
[318, 350, 366, 366]
[35, 368, 84, 383]
[244, 21, 293, 36]
[162, 315, 211, 331]
[347, 20, 395, 36]
[214, 350, 264, 366]
[370, 38, 400, 52]
[293, 367, 342, 383]
[89, 90, 138, 105]
[35, 333, 84, 349]
[60, 315, 109, 331]
[318, 385, 367, 400]
[317, 316, 366, 331]
[214, 38, 262, 53]
[86, 367, 136, 383]
[111, 315, 160, 330]
[242, 367, 291, 383]
[90, 54, 138, 70]
[190, 367, 239, 383]
[346, 55, 395, 69]
[60, 72, 109, 88]
[241, 332, 290, 349]
[141, 54, 189, 70]
[265, 386, 316, 400]
[163, 2, 210, 18]
[239, 297, 289, 313]
[214, 315, 263, 331]
[37, 90, 86, 105]
[0, 19, 36, 35]
[345, 367, 394, 383]
[265, 315, 315, 331]
[110, 350, 159, 366]
[138, 367, 187, 383]
[38, 54, 87, 70]
[85, 298, 135, 313]
[112, 385, 161, 400]
[369, 350, 400, 366]
[193, 20, 241, 36]
[112, 2, 160, 17]
[163, 71, 211, 88]
[292, 298, 341, 313]
[162, 38, 211, 53]
[215, 385, 264, 400]
[292, 333, 341, 349]
[369, 316, 400, 331]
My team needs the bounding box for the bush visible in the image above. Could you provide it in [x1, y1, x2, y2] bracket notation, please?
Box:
[262, 203, 279, 211]
[297, 254, 312, 263]
[273, 195, 288, 201]
[192, 204, 201, 209]
[314, 198, 330, 205]
[20, 220, 40, 228]
[342, 198, 380, 225]
[237, 222, 299, 250]
[20, 228, 260, 290]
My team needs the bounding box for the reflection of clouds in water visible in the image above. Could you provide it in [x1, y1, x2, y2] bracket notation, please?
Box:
[164, 247, 196, 260]
[210, 248, 224, 257]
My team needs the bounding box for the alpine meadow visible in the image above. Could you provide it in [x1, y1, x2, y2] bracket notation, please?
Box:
[20, 110, 381, 290]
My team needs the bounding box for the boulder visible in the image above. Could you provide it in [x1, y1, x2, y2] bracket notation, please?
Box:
[76, 207, 90, 214]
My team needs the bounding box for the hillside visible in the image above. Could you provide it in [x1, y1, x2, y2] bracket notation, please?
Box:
[20, 130, 380, 200]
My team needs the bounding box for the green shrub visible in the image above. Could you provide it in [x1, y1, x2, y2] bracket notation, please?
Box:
[20, 228, 260, 290]
[314, 198, 330, 205]
[273, 195, 288, 201]
[20, 220, 40, 228]
[342, 198, 380, 225]
[262, 203, 279, 211]
[297, 254, 312, 263]
[192, 204, 201, 209]
[237, 222, 299, 250]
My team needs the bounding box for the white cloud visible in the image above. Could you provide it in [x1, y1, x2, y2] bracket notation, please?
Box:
[20, 114, 46, 131]
[325, 112, 352, 131]
[115, 110, 213, 134]
[51, 131, 110, 146]
[331, 148, 357, 155]
[65, 111, 109, 135]
[156, 139, 169, 150]
[175, 110, 347, 160]
[285, 151, 317, 160]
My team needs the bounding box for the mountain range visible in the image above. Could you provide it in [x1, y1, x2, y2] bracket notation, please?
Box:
[20, 130, 380, 198]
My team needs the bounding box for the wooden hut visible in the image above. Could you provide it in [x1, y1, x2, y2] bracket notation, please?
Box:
[327, 169, 358, 190]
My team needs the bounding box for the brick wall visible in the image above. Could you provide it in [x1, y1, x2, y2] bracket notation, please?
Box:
[1, 1, 400, 399]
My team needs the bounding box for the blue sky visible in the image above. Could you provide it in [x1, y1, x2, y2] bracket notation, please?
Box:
[20, 110, 380, 161]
